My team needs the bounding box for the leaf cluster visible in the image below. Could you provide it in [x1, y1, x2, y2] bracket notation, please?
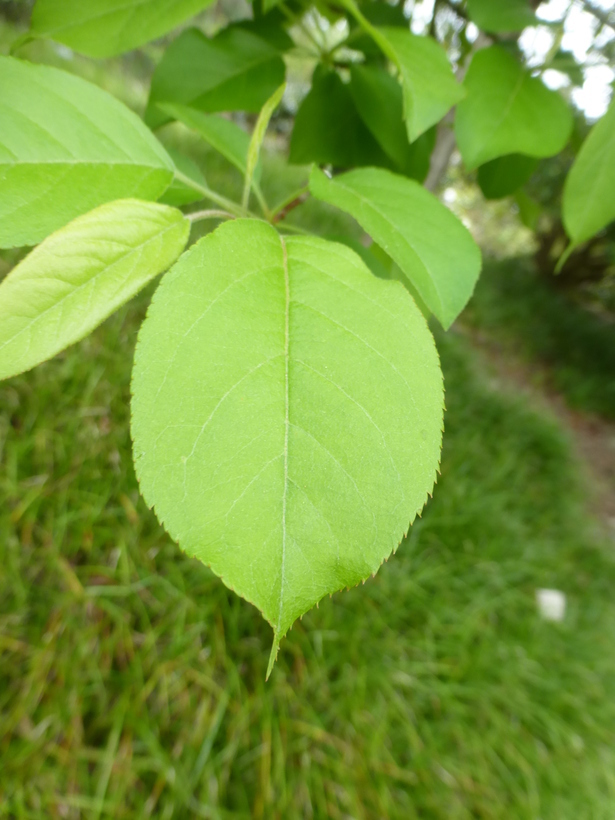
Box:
[0, 0, 613, 669]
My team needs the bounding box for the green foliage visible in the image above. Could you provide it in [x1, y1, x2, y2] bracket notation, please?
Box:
[0, 57, 175, 248]
[158, 147, 208, 207]
[145, 26, 285, 129]
[289, 66, 391, 168]
[162, 104, 259, 181]
[2, 0, 614, 669]
[477, 154, 539, 200]
[310, 166, 481, 328]
[0, 200, 189, 380]
[466, 0, 536, 33]
[349, 64, 436, 181]
[131, 219, 444, 672]
[379, 27, 465, 142]
[456, 46, 573, 170]
[30, 0, 216, 58]
[563, 100, 615, 246]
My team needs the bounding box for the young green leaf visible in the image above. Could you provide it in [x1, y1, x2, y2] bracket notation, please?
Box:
[145, 27, 285, 130]
[309, 167, 481, 329]
[0, 200, 189, 381]
[466, 0, 535, 33]
[455, 47, 572, 170]
[131, 219, 443, 673]
[378, 28, 465, 142]
[477, 154, 538, 200]
[243, 84, 285, 210]
[349, 64, 436, 182]
[562, 101, 615, 246]
[29, 0, 217, 58]
[289, 67, 392, 169]
[0, 57, 174, 249]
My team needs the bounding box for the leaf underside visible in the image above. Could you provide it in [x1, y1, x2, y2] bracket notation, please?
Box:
[309, 166, 482, 329]
[563, 100, 615, 246]
[131, 219, 444, 673]
[455, 46, 572, 170]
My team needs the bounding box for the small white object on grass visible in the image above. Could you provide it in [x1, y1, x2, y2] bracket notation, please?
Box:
[536, 589, 566, 622]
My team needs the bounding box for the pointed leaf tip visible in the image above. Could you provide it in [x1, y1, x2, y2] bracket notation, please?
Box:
[266, 632, 281, 679]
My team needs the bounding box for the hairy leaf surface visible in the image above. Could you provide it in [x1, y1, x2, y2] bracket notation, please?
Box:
[379, 28, 464, 142]
[455, 47, 572, 170]
[131, 219, 443, 672]
[310, 167, 481, 329]
[466, 0, 535, 32]
[563, 101, 615, 246]
[0, 200, 189, 381]
[0, 57, 174, 248]
[30, 0, 216, 58]
[145, 27, 285, 129]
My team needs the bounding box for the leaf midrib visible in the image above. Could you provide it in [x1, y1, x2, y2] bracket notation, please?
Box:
[0, 159, 171, 170]
[277, 234, 291, 636]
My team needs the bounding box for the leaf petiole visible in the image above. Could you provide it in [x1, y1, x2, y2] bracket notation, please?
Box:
[187, 209, 235, 223]
[270, 185, 310, 222]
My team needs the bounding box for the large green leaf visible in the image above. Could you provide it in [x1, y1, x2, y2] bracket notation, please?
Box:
[145, 27, 285, 130]
[309, 167, 481, 329]
[466, 0, 535, 33]
[0, 57, 175, 249]
[563, 101, 615, 246]
[477, 154, 538, 200]
[131, 219, 443, 672]
[455, 47, 572, 170]
[378, 27, 465, 142]
[349, 64, 435, 182]
[0, 200, 189, 381]
[289, 67, 392, 169]
[29, 0, 216, 58]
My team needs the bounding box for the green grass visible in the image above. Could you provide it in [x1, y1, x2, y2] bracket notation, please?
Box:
[1, 288, 615, 817]
[464, 257, 615, 419]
